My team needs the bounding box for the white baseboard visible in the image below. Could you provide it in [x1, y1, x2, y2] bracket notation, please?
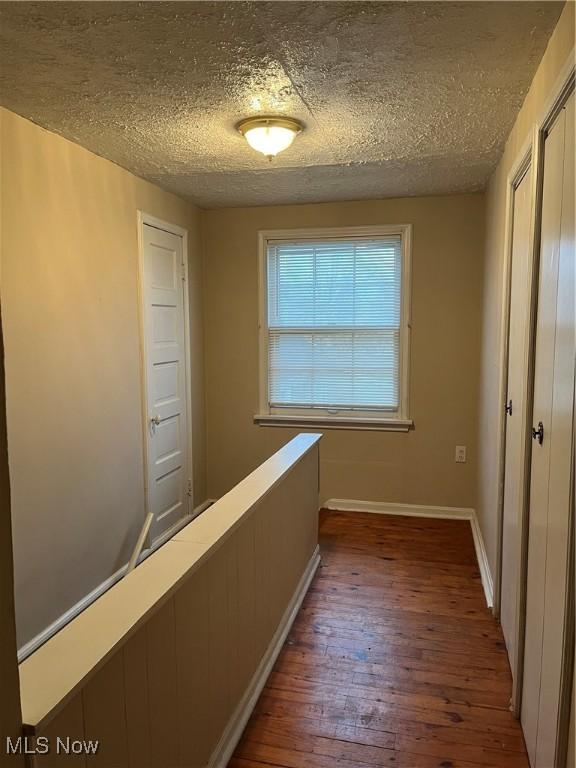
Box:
[469, 514, 494, 608]
[325, 497, 475, 519]
[325, 498, 493, 608]
[17, 499, 217, 663]
[208, 546, 321, 768]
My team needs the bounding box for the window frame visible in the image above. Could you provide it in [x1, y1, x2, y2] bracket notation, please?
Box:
[255, 225, 413, 432]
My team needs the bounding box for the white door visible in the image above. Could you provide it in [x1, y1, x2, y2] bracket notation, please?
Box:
[141, 222, 191, 544]
[521, 91, 574, 768]
[501, 162, 533, 688]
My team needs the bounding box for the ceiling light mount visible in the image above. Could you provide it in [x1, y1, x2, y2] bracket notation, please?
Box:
[236, 116, 304, 161]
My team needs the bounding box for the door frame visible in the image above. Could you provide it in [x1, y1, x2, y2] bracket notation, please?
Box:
[556, 437, 574, 767]
[494, 139, 535, 714]
[495, 50, 575, 717]
[136, 211, 194, 551]
[539, 67, 575, 766]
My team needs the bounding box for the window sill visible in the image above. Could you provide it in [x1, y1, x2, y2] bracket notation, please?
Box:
[253, 414, 414, 432]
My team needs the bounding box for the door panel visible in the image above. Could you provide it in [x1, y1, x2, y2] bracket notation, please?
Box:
[522, 91, 575, 768]
[501, 163, 533, 683]
[535, 90, 574, 768]
[522, 109, 565, 765]
[142, 223, 191, 543]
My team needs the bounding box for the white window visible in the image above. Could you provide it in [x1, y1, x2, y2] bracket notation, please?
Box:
[256, 226, 412, 431]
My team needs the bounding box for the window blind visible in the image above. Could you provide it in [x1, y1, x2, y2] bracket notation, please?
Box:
[267, 236, 402, 411]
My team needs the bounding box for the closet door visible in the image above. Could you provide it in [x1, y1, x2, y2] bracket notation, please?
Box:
[501, 162, 533, 687]
[521, 91, 574, 768]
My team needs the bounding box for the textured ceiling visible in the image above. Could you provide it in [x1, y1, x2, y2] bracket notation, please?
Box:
[0, 1, 564, 208]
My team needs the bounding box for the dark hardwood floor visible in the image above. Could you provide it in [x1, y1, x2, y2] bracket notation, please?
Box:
[228, 510, 529, 768]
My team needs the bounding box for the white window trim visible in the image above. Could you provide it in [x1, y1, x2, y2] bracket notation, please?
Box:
[255, 225, 413, 432]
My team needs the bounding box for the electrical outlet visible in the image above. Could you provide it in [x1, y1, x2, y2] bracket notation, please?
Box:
[455, 445, 467, 463]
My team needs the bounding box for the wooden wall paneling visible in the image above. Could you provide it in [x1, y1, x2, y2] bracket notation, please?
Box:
[262, 499, 280, 638]
[82, 651, 128, 766]
[146, 599, 179, 768]
[35, 695, 86, 768]
[234, 514, 257, 700]
[207, 542, 232, 749]
[293, 452, 313, 585]
[281, 451, 318, 605]
[275, 490, 294, 620]
[253, 506, 271, 664]
[306, 449, 320, 569]
[174, 560, 211, 768]
[268, 493, 281, 634]
[226, 530, 244, 714]
[122, 628, 151, 768]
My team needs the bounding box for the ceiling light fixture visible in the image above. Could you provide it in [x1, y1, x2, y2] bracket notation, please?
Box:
[236, 116, 303, 161]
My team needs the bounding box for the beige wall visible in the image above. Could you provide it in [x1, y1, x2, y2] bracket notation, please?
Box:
[477, 1, 575, 578]
[0, 109, 23, 767]
[0, 308, 24, 767]
[0, 109, 206, 650]
[202, 194, 485, 508]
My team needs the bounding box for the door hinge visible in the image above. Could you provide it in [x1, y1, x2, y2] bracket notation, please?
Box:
[181, 263, 186, 282]
[186, 479, 193, 497]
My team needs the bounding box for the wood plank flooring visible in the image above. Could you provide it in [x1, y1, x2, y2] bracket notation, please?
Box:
[228, 510, 529, 768]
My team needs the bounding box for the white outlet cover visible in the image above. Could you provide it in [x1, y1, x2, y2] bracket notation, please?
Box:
[455, 445, 467, 463]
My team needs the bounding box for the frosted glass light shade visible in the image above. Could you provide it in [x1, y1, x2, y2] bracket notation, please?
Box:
[237, 116, 303, 159]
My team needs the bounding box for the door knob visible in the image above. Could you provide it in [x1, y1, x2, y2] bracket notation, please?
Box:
[532, 421, 544, 445]
[505, 399, 513, 416]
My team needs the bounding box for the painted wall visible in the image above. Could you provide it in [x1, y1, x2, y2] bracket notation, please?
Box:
[0, 109, 207, 651]
[202, 194, 485, 508]
[0, 111, 24, 759]
[0, 307, 24, 767]
[477, 1, 575, 578]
